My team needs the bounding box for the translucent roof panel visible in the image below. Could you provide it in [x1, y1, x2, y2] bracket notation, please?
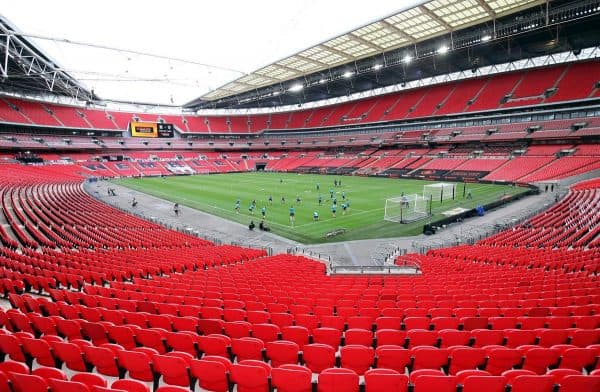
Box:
[200, 0, 544, 101]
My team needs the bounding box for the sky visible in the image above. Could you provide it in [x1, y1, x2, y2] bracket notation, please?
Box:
[1, 0, 424, 106]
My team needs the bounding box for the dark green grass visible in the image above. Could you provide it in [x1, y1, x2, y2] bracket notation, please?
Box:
[114, 172, 527, 244]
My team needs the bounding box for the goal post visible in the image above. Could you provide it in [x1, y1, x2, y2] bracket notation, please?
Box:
[423, 182, 456, 203]
[384, 194, 429, 223]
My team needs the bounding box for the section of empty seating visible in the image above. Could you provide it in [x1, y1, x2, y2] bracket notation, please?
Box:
[480, 179, 600, 249]
[0, 163, 598, 391]
[546, 61, 600, 103]
[2, 61, 599, 134]
[501, 67, 566, 108]
[483, 156, 555, 181]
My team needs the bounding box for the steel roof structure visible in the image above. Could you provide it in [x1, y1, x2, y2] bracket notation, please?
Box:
[0, 17, 95, 102]
[199, 0, 545, 102]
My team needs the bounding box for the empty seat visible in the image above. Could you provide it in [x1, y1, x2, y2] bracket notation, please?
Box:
[9, 373, 49, 392]
[82, 344, 121, 377]
[364, 368, 408, 392]
[271, 364, 313, 392]
[509, 375, 555, 392]
[31, 366, 67, 381]
[438, 329, 470, 348]
[312, 328, 342, 350]
[165, 331, 200, 357]
[558, 375, 600, 392]
[521, 347, 561, 374]
[375, 329, 406, 347]
[411, 375, 457, 392]
[317, 368, 359, 392]
[71, 373, 107, 388]
[116, 348, 156, 382]
[448, 347, 486, 375]
[152, 352, 193, 389]
[340, 344, 375, 375]
[411, 346, 449, 372]
[231, 337, 265, 362]
[111, 379, 150, 392]
[230, 360, 271, 392]
[375, 345, 411, 373]
[558, 347, 597, 371]
[461, 375, 506, 392]
[265, 340, 299, 367]
[302, 343, 336, 373]
[281, 326, 310, 348]
[406, 329, 438, 347]
[190, 356, 231, 392]
[47, 379, 90, 392]
[345, 328, 373, 346]
[251, 323, 280, 343]
[198, 334, 231, 358]
[484, 347, 523, 375]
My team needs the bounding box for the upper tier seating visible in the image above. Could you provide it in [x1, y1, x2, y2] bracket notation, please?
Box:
[1, 61, 599, 133]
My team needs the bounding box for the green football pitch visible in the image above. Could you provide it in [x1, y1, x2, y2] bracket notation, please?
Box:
[114, 172, 528, 244]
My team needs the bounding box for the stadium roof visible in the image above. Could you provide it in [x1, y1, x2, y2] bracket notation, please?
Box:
[0, 0, 415, 106]
[199, 0, 545, 102]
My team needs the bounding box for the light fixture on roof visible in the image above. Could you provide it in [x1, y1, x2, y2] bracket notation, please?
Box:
[402, 54, 413, 64]
[319, 78, 327, 84]
[372, 63, 383, 71]
[343, 71, 354, 79]
[288, 83, 303, 92]
[437, 45, 449, 54]
[481, 34, 492, 42]
[272, 91, 281, 96]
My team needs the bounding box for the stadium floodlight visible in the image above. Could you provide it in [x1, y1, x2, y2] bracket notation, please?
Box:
[272, 90, 281, 96]
[437, 45, 449, 54]
[343, 71, 354, 79]
[402, 54, 413, 64]
[372, 63, 383, 71]
[288, 83, 303, 92]
[319, 78, 327, 84]
[481, 34, 492, 42]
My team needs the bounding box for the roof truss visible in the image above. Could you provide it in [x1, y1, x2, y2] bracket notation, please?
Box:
[199, 0, 544, 102]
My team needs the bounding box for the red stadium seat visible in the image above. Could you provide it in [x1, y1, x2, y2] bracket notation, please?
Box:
[340, 344, 375, 375]
[266, 340, 299, 367]
[231, 337, 265, 361]
[190, 356, 231, 392]
[317, 368, 359, 392]
[302, 343, 336, 373]
[230, 360, 271, 392]
[271, 364, 313, 392]
[364, 368, 408, 392]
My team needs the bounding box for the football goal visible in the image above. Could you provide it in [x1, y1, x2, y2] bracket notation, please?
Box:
[384, 194, 429, 223]
[423, 182, 456, 202]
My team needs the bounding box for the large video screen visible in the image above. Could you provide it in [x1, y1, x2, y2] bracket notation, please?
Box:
[130, 122, 174, 138]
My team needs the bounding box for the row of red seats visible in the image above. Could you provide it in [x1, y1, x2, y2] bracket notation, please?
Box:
[3, 301, 599, 357]
[0, 361, 150, 392]
[2, 360, 599, 392]
[1, 323, 599, 391]
[30, 290, 600, 334]
[1, 326, 598, 392]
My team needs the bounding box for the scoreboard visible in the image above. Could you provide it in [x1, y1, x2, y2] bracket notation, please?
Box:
[130, 121, 174, 138]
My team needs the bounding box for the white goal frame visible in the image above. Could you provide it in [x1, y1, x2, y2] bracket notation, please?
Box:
[423, 182, 456, 202]
[384, 194, 429, 223]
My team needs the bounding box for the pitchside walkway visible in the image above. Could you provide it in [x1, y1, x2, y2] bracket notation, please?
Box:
[86, 179, 559, 267]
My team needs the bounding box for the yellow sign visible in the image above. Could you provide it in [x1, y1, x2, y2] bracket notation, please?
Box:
[130, 122, 158, 138]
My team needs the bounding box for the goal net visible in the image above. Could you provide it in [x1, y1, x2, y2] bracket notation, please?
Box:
[423, 182, 456, 202]
[384, 194, 429, 223]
